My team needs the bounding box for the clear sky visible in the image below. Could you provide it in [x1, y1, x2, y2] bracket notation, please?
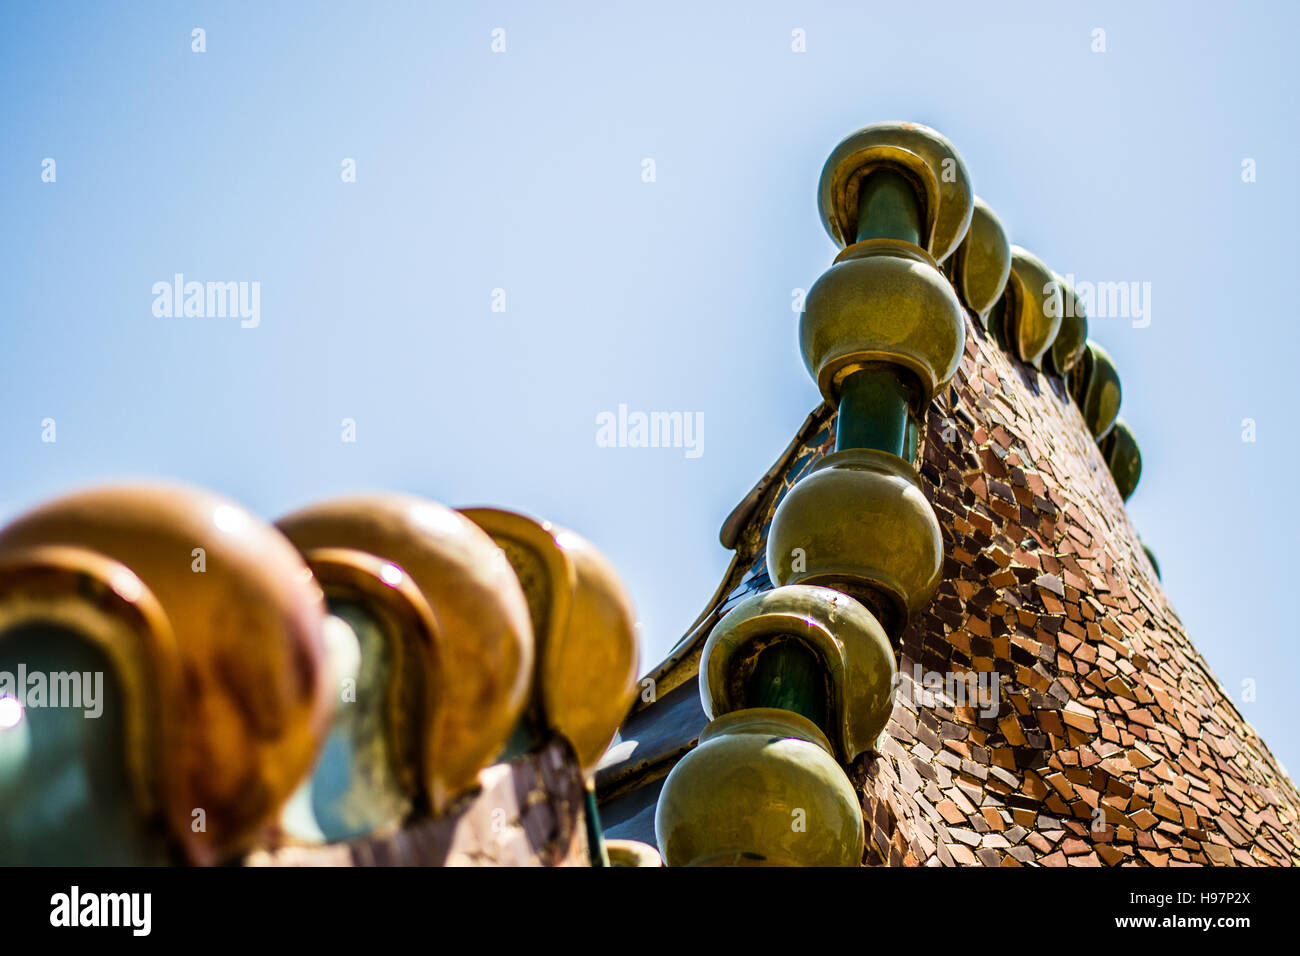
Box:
[3, 2, 1297, 776]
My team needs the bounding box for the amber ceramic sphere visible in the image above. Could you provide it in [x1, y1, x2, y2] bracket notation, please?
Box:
[654, 708, 865, 867]
[1004, 246, 1064, 368]
[277, 494, 533, 812]
[1069, 341, 1122, 440]
[1046, 274, 1088, 376]
[801, 240, 966, 409]
[818, 121, 974, 263]
[951, 197, 1011, 321]
[0, 483, 332, 864]
[461, 507, 639, 778]
[1100, 418, 1142, 501]
[766, 449, 943, 632]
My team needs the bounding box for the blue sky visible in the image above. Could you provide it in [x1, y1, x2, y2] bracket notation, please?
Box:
[2, 1, 1297, 776]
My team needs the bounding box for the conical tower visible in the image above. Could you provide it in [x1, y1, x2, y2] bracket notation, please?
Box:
[597, 122, 1300, 867]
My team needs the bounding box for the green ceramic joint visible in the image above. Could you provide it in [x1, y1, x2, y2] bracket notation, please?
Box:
[835, 366, 911, 457]
[745, 639, 828, 730]
[854, 169, 923, 246]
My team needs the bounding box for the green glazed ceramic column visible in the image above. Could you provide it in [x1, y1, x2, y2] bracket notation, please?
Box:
[773, 121, 974, 635]
[834, 170, 922, 458]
